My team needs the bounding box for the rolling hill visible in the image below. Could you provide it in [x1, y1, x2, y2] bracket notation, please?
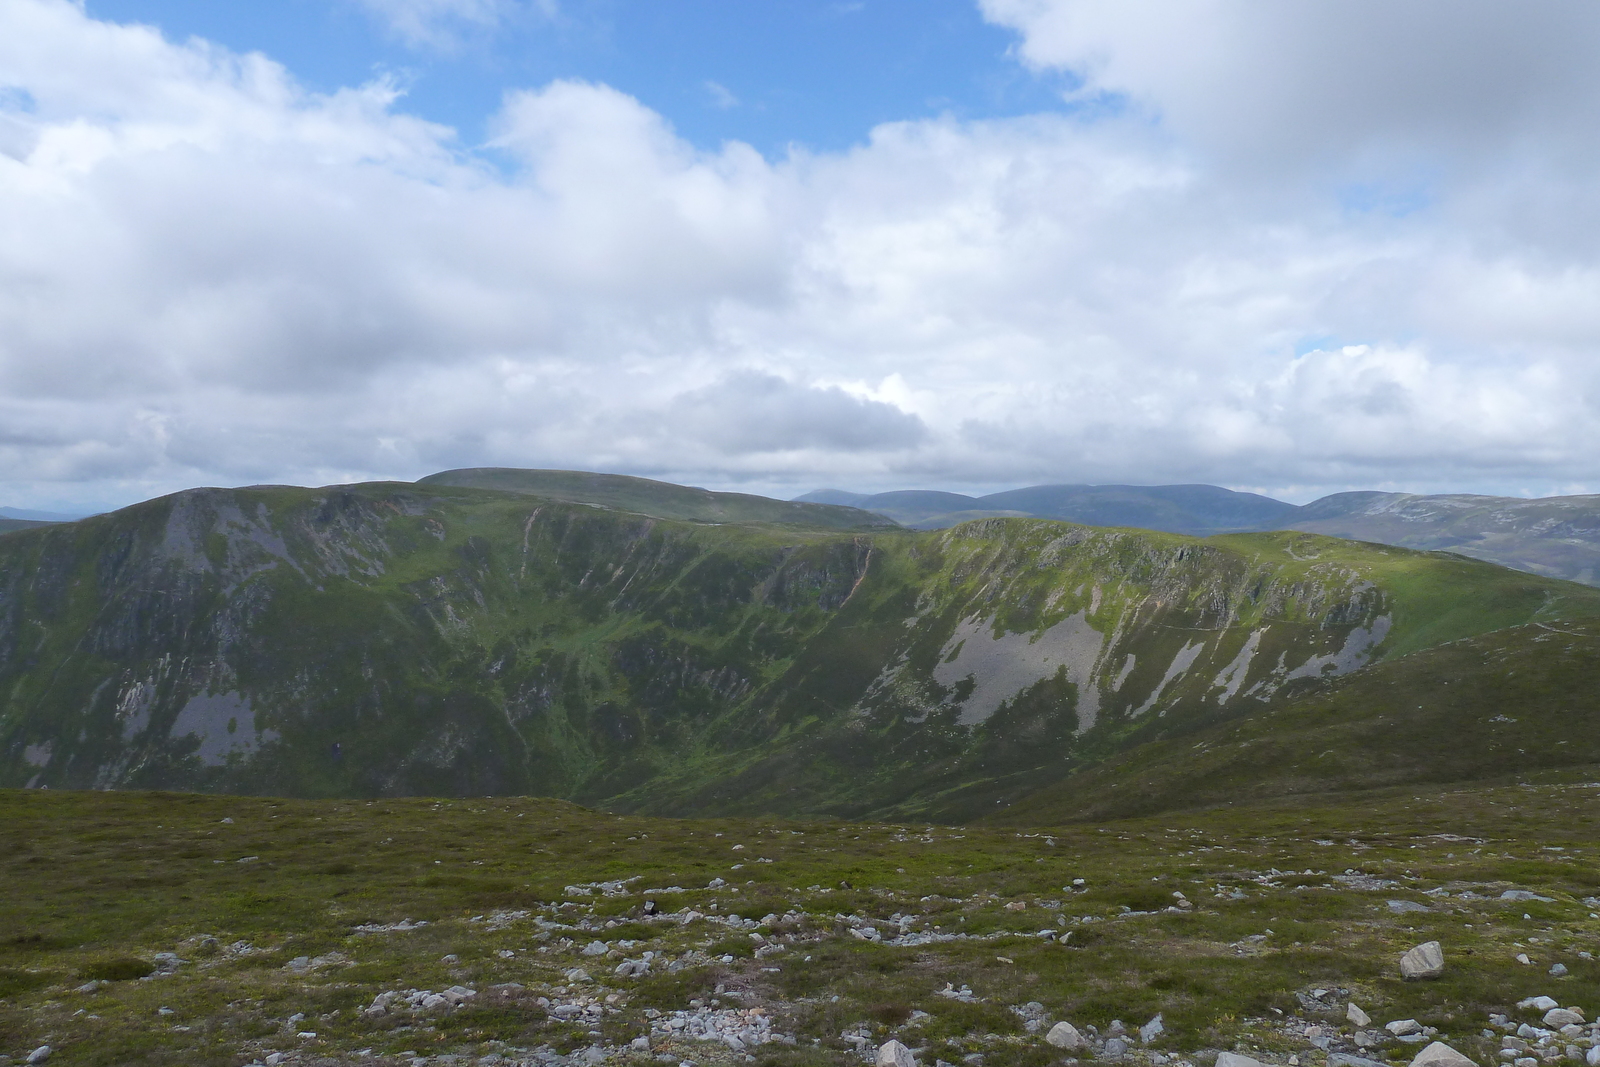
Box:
[4, 469, 1598, 821]
[797, 483, 1296, 534]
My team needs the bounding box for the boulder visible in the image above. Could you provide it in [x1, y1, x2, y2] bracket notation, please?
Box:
[1348, 1004, 1372, 1028]
[1141, 1014, 1165, 1043]
[1216, 1054, 1265, 1067]
[1400, 941, 1445, 979]
[1387, 1020, 1423, 1037]
[1408, 1041, 1476, 1067]
[878, 1039, 917, 1067]
[26, 1048, 51, 1066]
[1104, 1037, 1129, 1058]
[1045, 1022, 1085, 1049]
[1546, 1009, 1585, 1028]
[1329, 1056, 1388, 1067]
[1551, 964, 1570, 977]
[1519, 997, 1559, 1012]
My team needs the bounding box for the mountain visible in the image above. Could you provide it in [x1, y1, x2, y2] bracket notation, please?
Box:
[0, 518, 53, 534]
[795, 483, 1301, 534]
[799, 482, 1600, 586]
[5, 470, 1597, 818]
[1282, 491, 1600, 585]
[421, 468, 896, 530]
[0, 506, 85, 522]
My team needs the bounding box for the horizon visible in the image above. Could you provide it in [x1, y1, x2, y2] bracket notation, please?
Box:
[13, 466, 1600, 523]
[5, 2, 1600, 512]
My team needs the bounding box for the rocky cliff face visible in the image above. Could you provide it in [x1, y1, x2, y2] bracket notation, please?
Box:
[2, 482, 1592, 817]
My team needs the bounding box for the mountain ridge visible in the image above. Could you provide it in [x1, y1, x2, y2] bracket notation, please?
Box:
[798, 482, 1600, 586]
[4, 471, 1596, 823]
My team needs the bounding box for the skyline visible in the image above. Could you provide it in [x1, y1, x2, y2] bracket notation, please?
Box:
[4, 1, 1600, 512]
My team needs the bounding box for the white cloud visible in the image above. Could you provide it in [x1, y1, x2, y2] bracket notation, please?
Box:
[354, 0, 544, 50]
[978, 0, 1600, 178]
[1, 0, 1600, 512]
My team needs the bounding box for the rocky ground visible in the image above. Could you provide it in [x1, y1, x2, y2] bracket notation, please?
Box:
[4, 775, 1600, 1067]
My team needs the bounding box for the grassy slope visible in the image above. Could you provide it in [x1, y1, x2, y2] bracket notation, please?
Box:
[606, 523, 1600, 822]
[417, 469, 897, 531]
[4, 781, 1600, 1066]
[1288, 496, 1600, 587]
[992, 616, 1600, 824]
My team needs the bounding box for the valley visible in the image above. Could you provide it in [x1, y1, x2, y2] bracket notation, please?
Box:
[3, 471, 1595, 820]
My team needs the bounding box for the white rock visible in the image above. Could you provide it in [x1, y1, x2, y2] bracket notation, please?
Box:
[1216, 1053, 1265, 1067]
[1046, 1022, 1085, 1049]
[1141, 1015, 1165, 1043]
[1517, 954, 1534, 966]
[877, 1039, 917, 1067]
[27, 1047, 51, 1065]
[1552, 964, 1570, 977]
[1388, 1020, 1424, 1037]
[1401, 941, 1446, 979]
[1585, 1047, 1600, 1067]
[582, 941, 609, 956]
[1546, 1010, 1586, 1028]
[1520, 997, 1560, 1012]
[1349, 1004, 1373, 1028]
[1409, 1041, 1477, 1067]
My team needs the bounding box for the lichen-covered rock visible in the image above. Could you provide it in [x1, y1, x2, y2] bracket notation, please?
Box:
[1400, 940, 1445, 979]
[1408, 1041, 1476, 1067]
[1046, 1022, 1085, 1049]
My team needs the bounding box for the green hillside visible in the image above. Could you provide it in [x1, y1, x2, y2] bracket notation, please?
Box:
[2, 478, 1597, 815]
[992, 615, 1600, 825]
[418, 468, 896, 530]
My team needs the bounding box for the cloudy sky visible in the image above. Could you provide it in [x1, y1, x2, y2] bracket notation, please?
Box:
[3, 0, 1600, 513]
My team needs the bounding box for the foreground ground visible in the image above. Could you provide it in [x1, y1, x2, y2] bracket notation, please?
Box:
[3, 774, 1599, 1067]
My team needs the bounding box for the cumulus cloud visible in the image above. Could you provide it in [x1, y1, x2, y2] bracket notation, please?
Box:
[1, 0, 1600, 511]
[978, 0, 1600, 177]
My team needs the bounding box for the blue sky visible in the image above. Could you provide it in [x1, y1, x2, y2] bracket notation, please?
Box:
[4, 1, 1600, 513]
[84, 0, 1072, 155]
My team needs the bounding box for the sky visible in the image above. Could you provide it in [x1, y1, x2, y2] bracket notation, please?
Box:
[3, 1, 1600, 513]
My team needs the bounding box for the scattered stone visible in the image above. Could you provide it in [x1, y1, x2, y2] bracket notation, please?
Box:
[878, 1040, 917, 1067]
[1517, 954, 1534, 966]
[1329, 1056, 1387, 1067]
[583, 941, 609, 956]
[1586, 1048, 1600, 1067]
[26, 1047, 51, 1065]
[1216, 1054, 1265, 1067]
[1409, 1041, 1477, 1067]
[1520, 997, 1560, 1012]
[1552, 964, 1570, 977]
[1348, 1004, 1372, 1028]
[1104, 1037, 1129, 1058]
[1046, 1022, 1085, 1049]
[1388, 900, 1431, 914]
[1387, 1020, 1423, 1037]
[1141, 1015, 1165, 1043]
[1545, 1010, 1586, 1027]
[1400, 941, 1445, 980]
[1501, 891, 1555, 903]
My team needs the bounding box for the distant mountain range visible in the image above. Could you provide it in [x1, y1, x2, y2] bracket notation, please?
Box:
[798, 484, 1600, 586]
